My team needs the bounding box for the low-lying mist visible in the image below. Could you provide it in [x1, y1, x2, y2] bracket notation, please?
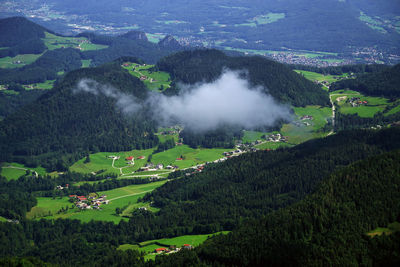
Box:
[74, 70, 292, 132]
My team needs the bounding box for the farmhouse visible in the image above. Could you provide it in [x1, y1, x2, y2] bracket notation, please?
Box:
[301, 115, 313, 120]
[176, 158, 183, 161]
[126, 156, 134, 161]
[183, 244, 193, 249]
[137, 156, 145, 159]
[155, 248, 168, 253]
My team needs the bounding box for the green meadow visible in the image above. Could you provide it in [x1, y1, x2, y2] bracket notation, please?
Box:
[119, 232, 230, 260]
[26, 181, 166, 223]
[333, 92, 390, 118]
[281, 105, 331, 144]
[0, 162, 47, 180]
[42, 32, 108, 51]
[253, 13, 285, 25]
[151, 145, 227, 169]
[367, 222, 400, 237]
[0, 53, 42, 68]
[242, 131, 266, 143]
[122, 62, 171, 91]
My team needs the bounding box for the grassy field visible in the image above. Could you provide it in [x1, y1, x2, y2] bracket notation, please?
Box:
[81, 59, 92, 68]
[0, 53, 42, 68]
[367, 222, 400, 237]
[332, 91, 389, 118]
[70, 144, 228, 179]
[122, 62, 171, 91]
[0, 216, 8, 222]
[151, 145, 227, 169]
[23, 80, 55, 90]
[242, 131, 266, 143]
[295, 70, 349, 90]
[69, 149, 155, 176]
[280, 105, 332, 144]
[0, 162, 47, 180]
[253, 13, 285, 25]
[26, 181, 166, 223]
[384, 101, 400, 116]
[119, 232, 229, 260]
[42, 32, 108, 51]
[255, 142, 293, 150]
[146, 33, 165, 43]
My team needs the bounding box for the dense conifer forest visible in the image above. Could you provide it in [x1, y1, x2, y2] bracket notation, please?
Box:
[0, 128, 399, 266]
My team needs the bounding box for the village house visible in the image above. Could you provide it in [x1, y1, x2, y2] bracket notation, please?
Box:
[155, 248, 168, 253]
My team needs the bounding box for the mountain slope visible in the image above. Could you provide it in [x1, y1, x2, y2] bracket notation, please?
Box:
[158, 49, 330, 107]
[331, 63, 400, 97]
[0, 16, 48, 47]
[0, 62, 158, 170]
[193, 149, 400, 266]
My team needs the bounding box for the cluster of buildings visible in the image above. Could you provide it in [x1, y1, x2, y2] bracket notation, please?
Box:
[349, 97, 368, 107]
[265, 133, 288, 142]
[69, 194, 109, 210]
[154, 244, 193, 254]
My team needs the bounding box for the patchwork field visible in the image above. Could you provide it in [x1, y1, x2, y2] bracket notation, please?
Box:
[26, 181, 166, 223]
[281, 105, 332, 144]
[367, 222, 400, 237]
[331, 90, 390, 118]
[119, 231, 230, 260]
[42, 32, 108, 51]
[294, 70, 350, 90]
[0, 53, 43, 68]
[121, 62, 171, 91]
[0, 162, 47, 180]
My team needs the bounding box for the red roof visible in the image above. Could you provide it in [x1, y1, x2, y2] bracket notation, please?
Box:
[137, 156, 145, 159]
[155, 248, 167, 252]
[184, 244, 191, 247]
[176, 158, 183, 160]
[69, 195, 77, 198]
[126, 156, 134, 161]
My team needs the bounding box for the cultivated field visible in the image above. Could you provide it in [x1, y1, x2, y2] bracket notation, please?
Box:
[42, 32, 108, 51]
[0, 53, 43, 68]
[119, 231, 230, 260]
[26, 181, 166, 223]
[121, 62, 171, 91]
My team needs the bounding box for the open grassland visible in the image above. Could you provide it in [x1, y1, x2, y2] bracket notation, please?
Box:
[119, 232, 229, 260]
[255, 142, 293, 150]
[42, 32, 108, 51]
[281, 105, 331, 144]
[252, 13, 285, 25]
[122, 62, 171, 91]
[295, 70, 348, 83]
[23, 80, 55, 90]
[0, 53, 42, 68]
[152, 145, 227, 169]
[367, 222, 400, 237]
[242, 131, 266, 143]
[0, 162, 47, 180]
[0, 168, 26, 180]
[70, 149, 155, 176]
[384, 101, 400, 116]
[81, 59, 91, 68]
[333, 91, 390, 118]
[26, 181, 166, 223]
[70, 145, 227, 180]
[146, 33, 165, 43]
[0, 216, 7, 222]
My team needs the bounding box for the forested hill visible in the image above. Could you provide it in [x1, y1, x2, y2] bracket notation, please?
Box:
[0, 16, 49, 46]
[331, 63, 400, 98]
[0, 17, 49, 57]
[136, 128, 400, 238]
[183, 149, 400, 266]
[0, 62, 158, 171]
[158, 49, 329, 107]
